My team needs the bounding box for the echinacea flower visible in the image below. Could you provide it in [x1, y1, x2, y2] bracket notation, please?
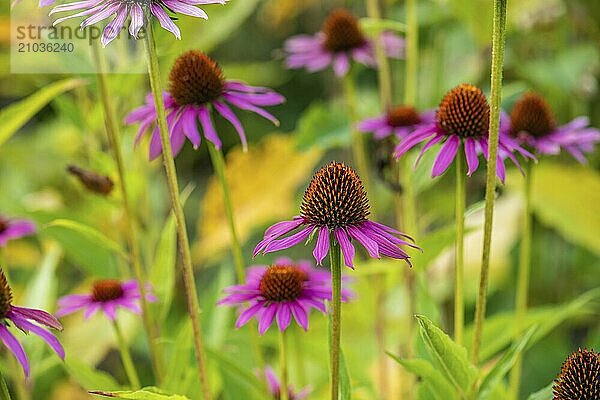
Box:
[56, 279, 156, 320]
[50, 0, 226, 46]
[218, 257, 352, 334]
[0, 215, 36, 247]
[394, 83, 535, 183]
[264, 366, 311, 400]
[284, 8, 404, 77]
[0, 269, 64, 376]
[552, 348, 599, 400]
[358, 105, 435, 140]
[509, 92, 600, 163]
[126, 50, 285, 160]
[253, 162, 418, 268]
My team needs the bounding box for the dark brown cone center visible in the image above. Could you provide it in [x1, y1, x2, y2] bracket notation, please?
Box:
[91, 279, 124, 302]
[387, 105, 421, 127]
[553, 348, 600, 400]
[259, 265, 306, 302]
[168, 50, 225, 106]
[0, 270, 13, 319]
[322, 9, 367, 53]
[301, 162, 370, 229]
[436, 83, 490, 138]
[510, 92, 556, 138]
[0, 218, 8, 234]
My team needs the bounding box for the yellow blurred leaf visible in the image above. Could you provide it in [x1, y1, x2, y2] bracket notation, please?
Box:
[194, 134, 322, 262]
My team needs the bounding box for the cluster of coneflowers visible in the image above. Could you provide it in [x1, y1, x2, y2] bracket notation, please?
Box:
[4, 0, 600, 398]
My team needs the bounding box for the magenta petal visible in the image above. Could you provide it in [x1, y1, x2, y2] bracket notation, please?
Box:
[432, 135, 460, 177]
[236, 302, 264, 328]
[101, 4, 128, 47]
[394, 127, 437, 158]
[9, 315, 65, 360]
[198, 107, 222, 149]
[180, 107, 202, 148]
[264, 218, 304, 238]
[263, 225, 314, 254]
[213, 101, 247, 151]
[10, 306, 62, 330]
[496, 154, 506, 183]
[333, 54, 350, 77]
[258, 303, 277, 335]
[334, 228, 355, 269]
[312, 226, 330, 265]
[0, 325, 29, 377]
[464, 137, 479, 175]
[265, 366, 281, 395]
[290, 301, 308, 331]
[150, 4, 181, 39]
[276, 303, 292, 332]
[347, 225, 379, 258]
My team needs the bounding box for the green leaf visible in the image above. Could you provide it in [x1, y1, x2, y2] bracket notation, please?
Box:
[416, 315, 478, 393]
[90, 387, 189, 399]
[23, 243, 62, 310]
[295, 101, 351, 151]
[64, 357, 122, 391]
[387, 354, 458, 400]
[0, 78, 86, 147]
[525, 384, 553, 400]
[207, 348, 266, 399]
[150, 214, 177, 322]
[478, 327, 537, 400]
[43, 219, 128, 260]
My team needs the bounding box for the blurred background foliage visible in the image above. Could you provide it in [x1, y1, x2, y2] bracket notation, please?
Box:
[0, 0, 599, 399]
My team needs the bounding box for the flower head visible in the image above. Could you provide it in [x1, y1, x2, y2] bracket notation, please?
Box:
[284, 8, 404, 77]
[126, 50, 285, 160]
[0, 215, 36, 247]
[50, 0, 226, 46]
[358, 105, 435, 140]
[218, 257, 352, 334]
[509, 92, 600, 163]
[553, 348, 600, 400]
[393, 83, 535, 183]
[254, 162, 418, 269]
[264, 366, 311, 400]
[56, 279, 156, 320]
[0, 269, 64, 376]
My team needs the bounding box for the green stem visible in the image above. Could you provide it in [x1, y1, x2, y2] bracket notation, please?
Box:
[365, 0, 393, 109]
[143, 22, 212, 400]
[0, 369, 12, 400]
[205, 142, 245, 282]
[404, 0, 418, 106]
[471, 0, 507, 366]
[8, 357, 28, 400]
[330, 241, 342, 400]
[509, 161, 533, 400]
[278, 330, 289, 400]
[342, 73, 373, 206]
[91, 40, 164, 382]
[112, 320, 141, 389]
[454, 147, 466, 346]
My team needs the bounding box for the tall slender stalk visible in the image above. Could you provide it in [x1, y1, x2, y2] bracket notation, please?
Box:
[112, 320, 141, 389]
[366, 0, 392, 109]
[143, 22, 212, 400]
[205, 142, 245, 282]
[91, 41, 163, 381]
[278, 330, 289, 400]
[454, 148, 466, 346]
[509, 160, 533, 399]
[404, 0, 418, 106]
[329, 241, 342, 400]
[471, 0, 508, 366]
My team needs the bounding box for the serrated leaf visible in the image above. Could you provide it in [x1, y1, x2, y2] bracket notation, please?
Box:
[478, 327, 537, 400]
[90, 387, 189, 399]
[0, 78, 86, 147]
[416, 315, 478, 393]
[387, 354, 457, 400]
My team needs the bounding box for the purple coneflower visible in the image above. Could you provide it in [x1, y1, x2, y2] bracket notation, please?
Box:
[253, 162, 417, 269]
[394, 83, 535, 183]
[509, 92, 600, 163]
[358, 105, 435, 140]
[56, 279, 156, 320]
[126, 50, 285, 160]
[552, 348, 599, 400]
[50, 0, 226, 46]
[284, 8, 404, 77]
[218, 257, 352, 334]
[264, 366, 311, 400]
[0, 215, 36, 247]
[0, 269, 64, 376]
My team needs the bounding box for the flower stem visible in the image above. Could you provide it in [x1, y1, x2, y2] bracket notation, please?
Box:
[365, 0, 392, 109]
[205, 141, 245, 282]
[278, 330, 289, 400]
[91, 40, 164, 382]
[454, 147, 466, 346]
[509, 160, 533, 400]
[404, 0, 418, 106]
[143, 22, 212, 400]
[471, 0, 507, 366]
[112, 320, 141, 389]
[330, 240, 342, 400]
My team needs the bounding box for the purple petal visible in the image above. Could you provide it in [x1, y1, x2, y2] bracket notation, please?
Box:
[334, 228, 355, 269]
[347, 225, 379, 258]
[9, 314, 65, 360]
[10, 306, 62, 330]
[394, 126, 438, 158]
[235, 302, 264, 328]
[464, 137, 480, 175]
[263, 225, 314, 254]
[179, 107, 201, 148]
[0, 325, 29, 376]
[150, 4, 181, 39]
[264, 218, 304, 238]
[333, 54, 350, 77]
[101, 4, 128, 47]
[129, 3, 144, 38]
[223, 94, 280, 126]
[432, 135, 460, 177]
[312, 226, 330, 265]
[264, 367, 281, 395]
[258, 303, 277, 335]
[213, 101, 247, 150]
[198, 106, 222, 149]
[80, 2, 120, 28]
[276, 303, 292, 332]
[162, 0, 208, 18]
[290, 301, 308, 331]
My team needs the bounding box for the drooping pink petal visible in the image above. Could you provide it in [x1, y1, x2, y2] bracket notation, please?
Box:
[0, 325, 29, 376]
[263, 225, 314, 254]
[464, 137, 479, 175]
[276, 303, 292, 332]
[312, 226, 330, 265]
[334, 228, 355, 269]
[347, 225, 379, 258]
[431, 135, 460, 177]
[235, 302, 264, 328]
[198, 106, 222, 149]
[213, 101, 247, 151]
[258, 303, 277, 335]
[150, 4, 181, 39]
[290, 301, 308, 331]
[9, 315, 65, 360]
